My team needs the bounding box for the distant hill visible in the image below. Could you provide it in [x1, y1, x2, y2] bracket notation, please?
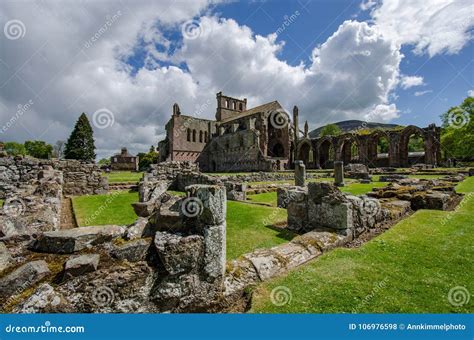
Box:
[308, 120, 401, 138]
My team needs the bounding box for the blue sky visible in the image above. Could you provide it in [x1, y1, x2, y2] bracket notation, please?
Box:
[211, 0, 473, 127]
[0, 0, 473, 158]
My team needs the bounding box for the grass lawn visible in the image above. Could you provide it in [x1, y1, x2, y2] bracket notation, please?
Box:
[104, 171, 143, 183]
[226, 201, 293, 259]
[340, 182, 388, 195]
[72, 191, 291, 260]
[246, 192, 278, 206]
[250, 177, 474, 313]
[72, 191, 139, 226]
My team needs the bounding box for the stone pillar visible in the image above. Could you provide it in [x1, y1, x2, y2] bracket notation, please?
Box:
[334, 161, 344, 187]
[152, 184, 227, 312]
[295, 160, 306, 187]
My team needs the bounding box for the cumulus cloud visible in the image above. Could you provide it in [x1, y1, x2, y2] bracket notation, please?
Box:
[468, 90, 474, 97]
[0, 0, 472, 159]
[368, 0, 474, 57]
[400, 75, 424, 89]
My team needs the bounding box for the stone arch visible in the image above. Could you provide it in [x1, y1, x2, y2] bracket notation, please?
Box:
[400, 125, 426, 167]
[367, 130, 391, 167]
[187, 128, 191, 142]
[192, 129, 196, 142]
[297, 139, 313, 167]
[336, 135, 361, 164]
[316, 137, 334, 169]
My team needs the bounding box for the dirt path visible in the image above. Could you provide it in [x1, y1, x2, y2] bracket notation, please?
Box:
[60, 197, 77, 229]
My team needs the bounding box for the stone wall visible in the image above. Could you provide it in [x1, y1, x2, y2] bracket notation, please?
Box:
[1, 185, 227, 313]
[0, 157, 108, 198]
[0, 166, 63, 238]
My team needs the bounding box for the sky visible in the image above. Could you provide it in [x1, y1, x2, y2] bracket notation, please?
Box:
[0, 0, 473, 159]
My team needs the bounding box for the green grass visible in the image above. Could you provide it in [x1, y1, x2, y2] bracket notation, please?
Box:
[104, 171, 143, 183]
[247, 192, 278, 206]
[250, 177, 474, 313]
[72, 191, 291, 260]
[340, 182, 388, 195]
[72, 191, 139, 226]
[227, 201, 294, 259]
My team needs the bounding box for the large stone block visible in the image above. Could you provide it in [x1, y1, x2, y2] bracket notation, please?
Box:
[29, 225, 126, 254]
[183, 185, 226, 225]
[0, 242, 12, 272]
[0, 260, 50, 301]
[62, 254, 100, 280]
[111, 239, 150, 262]
[202, 223, 226, 282]
[154, 232, 204, 275]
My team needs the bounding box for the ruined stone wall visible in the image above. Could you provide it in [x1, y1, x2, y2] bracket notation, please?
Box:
[162, 114, 216, 163]
[0, 157, 107, 198]
[198, 130, 273, 172]
[0, 166, 63, 238]
[300, 124, 441, 169]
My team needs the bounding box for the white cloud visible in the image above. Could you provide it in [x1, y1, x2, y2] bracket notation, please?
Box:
[468, 90, 474, 97]
[370, 0, 474, 57]
[180, 18, 402, 125]
[414, 90, 433, 97]
[1, 0, 471, 159]
[400, 75, 424, 89]
[360, 0, 377, 11]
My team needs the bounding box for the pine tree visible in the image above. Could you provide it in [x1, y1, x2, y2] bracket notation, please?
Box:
[64, 113, 96, 161]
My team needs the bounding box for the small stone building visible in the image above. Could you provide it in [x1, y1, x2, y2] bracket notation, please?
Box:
[110, 147, 139, 171]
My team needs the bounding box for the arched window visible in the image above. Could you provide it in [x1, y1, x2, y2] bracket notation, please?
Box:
[239, 103, 243, 111]
[192, 129, 196, 142]
[199, 131, 203, 143]
[204, 131, 208, 142]
[187, 128, 191, 142]
[232, 101, 236, 110]
[225, 100, 229, 108]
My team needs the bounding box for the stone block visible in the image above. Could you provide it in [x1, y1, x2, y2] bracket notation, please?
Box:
[29, 225, 126, 254]
[154, 232, 204, 275]
[0, 260, 50, 301]
[0, 242, 12, 272]
[202, 223, 226, 281]
[184, 185, 226, 225]
[111, 239, 150, 262]
[62, 254, 100, 280]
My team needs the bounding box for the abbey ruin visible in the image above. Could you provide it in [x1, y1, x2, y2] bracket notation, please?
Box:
[158, 92, 441, 172]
